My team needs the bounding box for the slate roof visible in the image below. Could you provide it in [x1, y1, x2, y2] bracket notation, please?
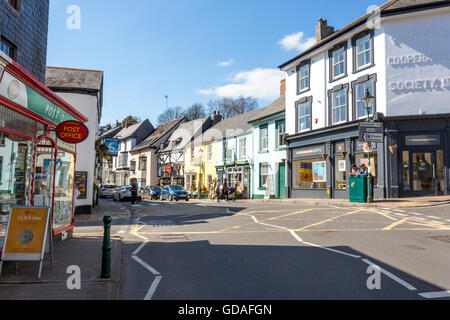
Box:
[100, 125, 124, 140]
[131, 117, 185, 152]
[45, 67, 104, 92]
[278, 0, 450, 69]
[159, 117, 211, 153]
[114, 119, 154, 141]
[202, 108, 262, 143]
[248, 95, 285, 123]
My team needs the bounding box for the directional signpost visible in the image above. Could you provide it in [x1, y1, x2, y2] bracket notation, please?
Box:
[359, 122, 384, 143]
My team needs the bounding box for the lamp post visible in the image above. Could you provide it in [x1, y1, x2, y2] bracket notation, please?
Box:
[361, 89, 376, 203]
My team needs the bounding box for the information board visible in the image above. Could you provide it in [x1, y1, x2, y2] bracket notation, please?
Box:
[74, 171, 88, 200]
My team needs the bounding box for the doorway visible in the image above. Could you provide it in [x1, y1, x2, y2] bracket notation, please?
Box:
[401, 150, 445, 195]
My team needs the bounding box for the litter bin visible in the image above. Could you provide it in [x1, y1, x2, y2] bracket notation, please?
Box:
[349, 176, 368, 203]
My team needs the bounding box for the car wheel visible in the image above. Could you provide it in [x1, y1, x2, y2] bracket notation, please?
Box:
[170, 196, 173, 201]
[186, 198, 189, 201]
[160, 195, 164, 201]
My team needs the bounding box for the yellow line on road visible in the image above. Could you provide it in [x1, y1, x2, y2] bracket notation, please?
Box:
[294, 209, 362, 231]
[266, 208, 315, 221]
[382, 217, 410, 230]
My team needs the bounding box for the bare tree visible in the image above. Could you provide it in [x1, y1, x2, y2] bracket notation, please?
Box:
[157, 106, 184, 125]
[184, 103, 206, 121]
[207, 97, 258, 118]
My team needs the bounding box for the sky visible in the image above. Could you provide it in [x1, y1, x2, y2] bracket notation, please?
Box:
[47, 0, 386, 127]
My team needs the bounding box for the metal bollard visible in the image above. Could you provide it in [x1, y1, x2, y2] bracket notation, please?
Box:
[101, 216, 112, 279]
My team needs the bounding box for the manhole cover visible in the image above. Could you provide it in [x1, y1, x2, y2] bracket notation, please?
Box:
[429, 236, 450, 244]
[404, 244, 426, 250]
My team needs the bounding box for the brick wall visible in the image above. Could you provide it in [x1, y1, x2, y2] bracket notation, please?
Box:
[0, 0, 49, 83]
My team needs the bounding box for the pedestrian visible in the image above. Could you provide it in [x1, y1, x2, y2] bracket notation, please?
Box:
[73, 183, 81, 213]
[223, 178, 229, 201]
[214, 179, 222, 202]
[130, 179, 138, 205]
[349, 164, 360, 176]
[359, 164, 369, 176]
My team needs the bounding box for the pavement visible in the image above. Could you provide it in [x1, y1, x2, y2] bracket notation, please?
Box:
[0, 205, 122, 300]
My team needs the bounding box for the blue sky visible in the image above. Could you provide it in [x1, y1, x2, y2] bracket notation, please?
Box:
[47, 0, 385, 126]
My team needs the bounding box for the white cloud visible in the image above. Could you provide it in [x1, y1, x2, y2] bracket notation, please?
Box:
[197, 68, 285, 100]
[217, 59, 234, 67]
[278, 31, 316, 52]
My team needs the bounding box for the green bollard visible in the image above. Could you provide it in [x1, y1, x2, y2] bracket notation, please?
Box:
[101, 216, 112, 279]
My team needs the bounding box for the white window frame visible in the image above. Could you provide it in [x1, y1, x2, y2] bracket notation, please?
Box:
[356, 35, 372, 70]
[331, 90, 347, 124]
[332, 47, 345, 79]
[297, 100, 311, 132]
[356, 81, 374, 119]
[239, 137, 246, 160]
[260, 163, 269, 187]
[299, 65, 310, 92]
[260, 126, 268, 152]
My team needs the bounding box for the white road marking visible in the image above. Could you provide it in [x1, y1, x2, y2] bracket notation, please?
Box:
[394, 209, 406, 213]
[361, 259, 417, 291]
[426, 216, 440, 219]
[131, 255, 160, 276]
[372, 210, 398, 221]
[419, 291, 450, 299]
[144, 276, 163, 300]
[414, 217, 426, 221]
[303, 241, 361, 259]
[409, 212, 423, 216]
[447, 220, 450, 223]
[118, 230, 126, 234]
[288, 230, 304, 242]
[430, 221, 445, 225]
[132, 241, 148, 256]
[394, 213, 409, 217]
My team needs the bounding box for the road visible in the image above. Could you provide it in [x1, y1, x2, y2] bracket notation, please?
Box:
[76, 198, 450, 300]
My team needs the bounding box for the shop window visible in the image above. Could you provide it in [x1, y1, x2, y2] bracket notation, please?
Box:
[402, 151, 410, 191]
[354, 153, 378, 186]
[437, 150, 445, 192]
[53, 151, 75, 231]
[0, 134, 33, 247]
[260, 163, 269, 187]
[292, 159, 327, 189]
[335, 155, 347, 190]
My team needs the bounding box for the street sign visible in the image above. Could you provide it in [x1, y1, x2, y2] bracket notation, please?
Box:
[56, 120, 89, 144]
[359, 122, 384, 143]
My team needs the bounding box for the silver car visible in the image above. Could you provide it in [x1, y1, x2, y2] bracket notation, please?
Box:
[99, 184, 118, 198]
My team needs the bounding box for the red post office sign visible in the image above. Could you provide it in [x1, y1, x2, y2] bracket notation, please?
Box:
[56, 121, 89, 144]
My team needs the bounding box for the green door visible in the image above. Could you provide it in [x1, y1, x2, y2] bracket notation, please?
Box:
[279, 164, 286, 199]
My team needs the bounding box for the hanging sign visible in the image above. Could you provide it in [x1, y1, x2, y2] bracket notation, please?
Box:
[56, 120, 89, 144]
[0, 206, 52, 278]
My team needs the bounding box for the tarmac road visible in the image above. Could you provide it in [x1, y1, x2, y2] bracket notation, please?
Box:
[84, 198, 450, 300]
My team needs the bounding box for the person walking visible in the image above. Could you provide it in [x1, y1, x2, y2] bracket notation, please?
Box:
[223, 178, 229, 201]
[130, 179, 138, 205]
[214, 179, 222, 202]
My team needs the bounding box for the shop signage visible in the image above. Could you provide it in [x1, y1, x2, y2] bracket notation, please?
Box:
[0, 206, 52, 279]
[165, 164, 172, 174]
[0, 71, 77, 124]
[293, 146, 325, 158]
[74, 171, 88, 200]
[56, 120, 89, 144]
[405, 135, 440, 146]
[105, 138, 119, 156]
[359, 122, 384, 143]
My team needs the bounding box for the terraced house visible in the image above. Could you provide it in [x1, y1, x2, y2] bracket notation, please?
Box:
[280, 0, 450, 200]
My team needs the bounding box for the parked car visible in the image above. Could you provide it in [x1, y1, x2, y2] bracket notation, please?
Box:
[142, 185, 162, 200]
[160, 185, 189, 201]
[99, 184, 118, 198]
[113, 186, 142, 202]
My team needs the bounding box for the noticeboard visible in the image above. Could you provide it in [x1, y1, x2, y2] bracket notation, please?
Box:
[0, 206, 52, 278]
[74, 171, 88, 200]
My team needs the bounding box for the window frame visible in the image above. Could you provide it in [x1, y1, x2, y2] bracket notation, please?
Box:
[352, 30, 375, 74]
[351, 74, 377, 121]
[259, 125, 269, 152]
[260, 162, 269, 188]
[139, 156, 147, 171]
[239, 137, 247, 160]
[275, 120, 286, 148]
[1, 37, 17, 60]
[327, 83, 349, 126]
[295, 96, 313, 133]
[328, 42, 347, 82]
[296, 60, 311, 94]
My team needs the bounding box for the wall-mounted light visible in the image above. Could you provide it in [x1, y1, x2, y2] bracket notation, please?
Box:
[322, 154, 328, 161]
[389, 144, 398, 155]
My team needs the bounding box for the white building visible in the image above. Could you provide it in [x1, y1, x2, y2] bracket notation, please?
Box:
[279, 0, 450, 199]
[46, 67, 104, 214]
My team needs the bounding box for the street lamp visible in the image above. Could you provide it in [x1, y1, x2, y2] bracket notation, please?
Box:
[361, 89, 376, 203]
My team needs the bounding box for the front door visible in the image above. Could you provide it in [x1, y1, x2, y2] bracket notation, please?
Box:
[401, 150, 444, 196]
[279, 164, 286, 199]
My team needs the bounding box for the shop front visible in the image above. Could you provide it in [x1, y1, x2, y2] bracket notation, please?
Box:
[384, 115, 450, 198]
[0, 55, 88, 248]
[216, 163, 251, 199]
[286, 122, 386, 199]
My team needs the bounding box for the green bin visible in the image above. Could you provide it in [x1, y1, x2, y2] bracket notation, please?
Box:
[349, 176, 368, 203]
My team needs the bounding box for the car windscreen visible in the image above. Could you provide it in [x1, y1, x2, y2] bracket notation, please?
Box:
[171, 186, 184, 191]
[150, 186, 161, 191]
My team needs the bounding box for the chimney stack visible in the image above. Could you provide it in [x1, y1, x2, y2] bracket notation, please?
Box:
[280, 79, 286, 96]
[316, 18, 334, 42]
[115, 120, 120, 127]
